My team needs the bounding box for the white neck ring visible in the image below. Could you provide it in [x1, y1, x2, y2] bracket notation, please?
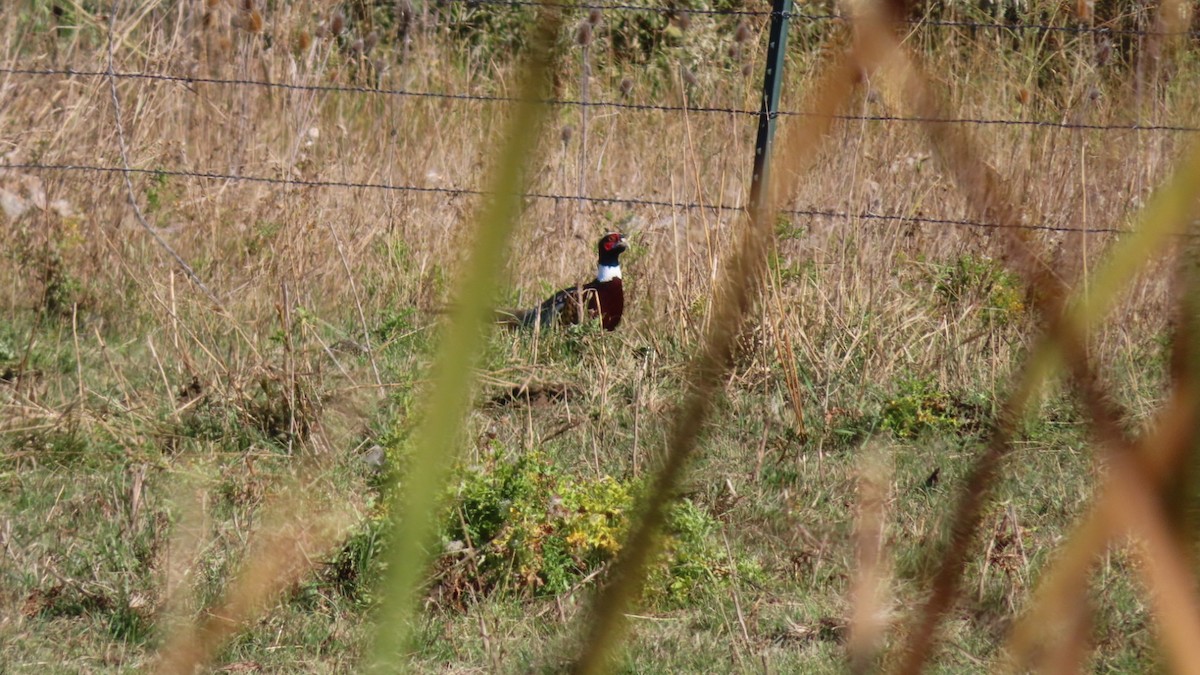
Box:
[596, 264, 622, 282]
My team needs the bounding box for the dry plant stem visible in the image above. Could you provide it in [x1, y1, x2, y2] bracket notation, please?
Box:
[579, 41, 589, 198]
[720, 527, 752, 645]
[325, 220, 383, 388]
[365, 9, 565, 672]
[892, 346, 1044, 675]
[154, 480, 356, 674]
[1000, 383, 1197, 672]
[862, 10, 1200, 665]
[71, 304, 83, 405]
[1038, 592, 1092, 675]
[845, 22, 1078, 671]
[849, 1, 1200, 658]
[1004, 232, 1200, 671]
[1106, 449, 1200, 675]
[160, 476, 209, 626]
[570, 55, 863, 675]
[105, 4, 221, 309]
[894, 134, 1200, 673]
[1164, 235, 1200, 537]
[773, 316, 806, 437]
[848, 444, 891, 675]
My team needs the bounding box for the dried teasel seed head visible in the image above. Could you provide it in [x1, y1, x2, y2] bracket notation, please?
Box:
[619, 77, 633, 97]
[246, 9, 263, 33]
[296, 30, 312, 52]
[395, 0, 414, 23]
[1075, 0, 1093, 21]
[588, 8, 602, 25]
[741, 62, 752, 77]
[1016, 87, 1031, 105]
[1088, 86, 1101, 102]
[575, 22, 592, 46]
[230, 14, 245, 30]
[349, 38, 364, 57]
[330, 10, 345, 36]
[364, 30, 378, 54]
[681, 66, 698, 87]
[734, 21, 750, 43]
[675, 11, 690, 31]
[316, 24, 328, 39]
[728, 44, 741, 60]
[561, 125, 574, 144]
[1095, 37, 1112, 67]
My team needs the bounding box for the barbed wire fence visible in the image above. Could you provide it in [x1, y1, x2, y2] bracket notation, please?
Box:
[2, 0, 1197, 247]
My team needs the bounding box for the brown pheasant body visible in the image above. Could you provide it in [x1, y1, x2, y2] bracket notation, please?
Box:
[499, 233, 628, 331]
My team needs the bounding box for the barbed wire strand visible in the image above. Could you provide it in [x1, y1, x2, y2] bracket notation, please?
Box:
[0, 162, 1133, 236]
[445, 0, 1200, 38]
[103, 6, 223, 308]
[442, 0, 775, 17]
[5, 67, 1198, 134]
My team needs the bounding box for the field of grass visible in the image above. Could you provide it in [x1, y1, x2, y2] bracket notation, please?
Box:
[3, 0, 1200, 672]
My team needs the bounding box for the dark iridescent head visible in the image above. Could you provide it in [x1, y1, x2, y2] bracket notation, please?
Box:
[597, 232, 628, 267]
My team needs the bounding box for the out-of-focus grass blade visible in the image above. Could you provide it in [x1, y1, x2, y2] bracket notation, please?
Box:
[1001, 204, 1200, 672]
[154, 476, 358, 674]
[848, 442, 893, 675]
[1165, 223, 1200, 547]
[896, 140, 1200, 675]
[366, 9, 564, 673]
[1070, 148, 1200, 335]
[856, 0, 1200, 661]
[1106, 448, 1200, 674]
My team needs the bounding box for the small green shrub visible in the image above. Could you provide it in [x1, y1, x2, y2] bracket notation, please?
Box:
[775, 214, 807, 241]
[107, 601, 153, 643]
[396, 447, 758, 607]
[144, 171, 171, 214]
[0, 334, 16, 363]
[769, 250, 816, 285]
[440, 450, 632, 600]
[881, 378, 985, 439]
[323, 507, 387, 606]
[374, 307, 416, 344]
[652, 497, 764, 605]
[934, 254, 1024, 324]
[41, 248, 81, 316]
[244, 220, 283, 257]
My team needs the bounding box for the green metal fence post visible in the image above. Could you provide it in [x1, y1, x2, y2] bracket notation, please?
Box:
[749, 0, 794, 217]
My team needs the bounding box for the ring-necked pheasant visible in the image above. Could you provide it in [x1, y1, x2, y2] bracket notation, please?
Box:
[498, 232, 628, 331]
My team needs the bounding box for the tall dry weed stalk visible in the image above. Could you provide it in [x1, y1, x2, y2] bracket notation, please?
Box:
[570, 47, 869, 673]
[366, 6, 567, 670]
[154, 475, 359, 674]
[822, 0, 1200, 671]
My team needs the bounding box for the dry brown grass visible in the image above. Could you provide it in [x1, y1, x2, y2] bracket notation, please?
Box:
[2, 3, 1193, 354]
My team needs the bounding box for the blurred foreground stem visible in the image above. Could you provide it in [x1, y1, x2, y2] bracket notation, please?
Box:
[366, 8, 564, 672]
